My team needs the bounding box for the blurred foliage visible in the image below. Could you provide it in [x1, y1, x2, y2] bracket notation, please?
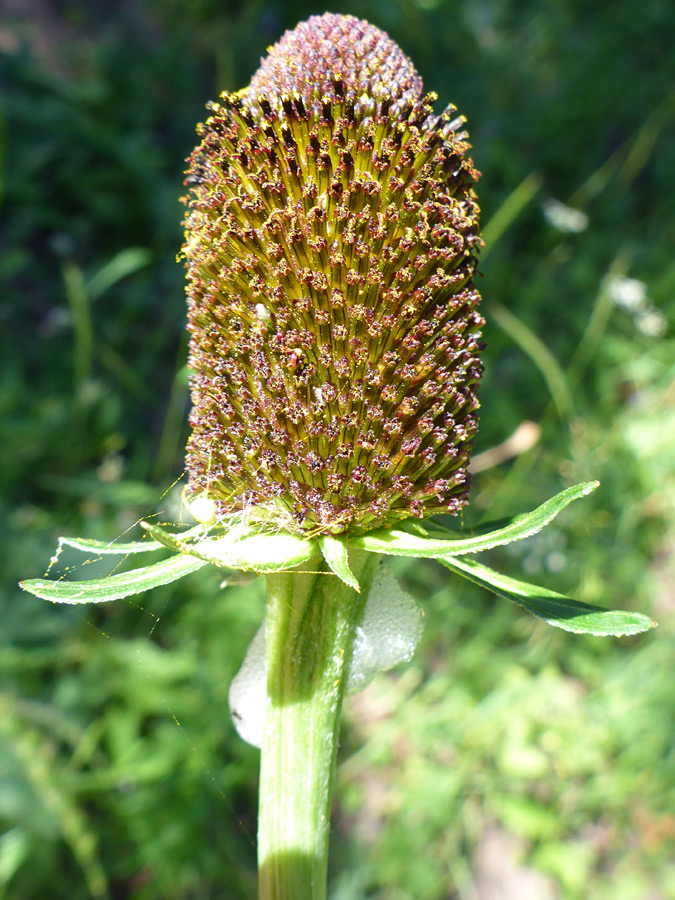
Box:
[1, 0, 673, 898]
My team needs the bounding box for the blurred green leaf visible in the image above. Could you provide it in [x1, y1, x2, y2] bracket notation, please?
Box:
[481, 172, 542, 260]
[490, 301, 574, 421]
[0, 828, 30, 888]
[85, 247, 152, 302]
[62, 260, 93, 391]
[570, 87, 675, 208]
[494, 795, 560, 840]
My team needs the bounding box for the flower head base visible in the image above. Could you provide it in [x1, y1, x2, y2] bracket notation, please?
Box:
[182, 13, 484, 536]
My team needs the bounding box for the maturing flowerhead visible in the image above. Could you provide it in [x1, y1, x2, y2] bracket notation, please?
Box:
[182, 13, 484, 536]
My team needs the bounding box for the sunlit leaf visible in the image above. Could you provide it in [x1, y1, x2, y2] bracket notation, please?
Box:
[350, 482, 599, 559]
[20, 555, 206, 604]
[58, 523, 209, 556]
[440, 555, 656, 636]
[187, 530, 317, 572]
[140, 520, 188, 553]
[319, 536, 360, 591]
[58, 535, 164, 554]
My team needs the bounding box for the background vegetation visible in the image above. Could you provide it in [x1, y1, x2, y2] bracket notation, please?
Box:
[1, 0, 673, 897]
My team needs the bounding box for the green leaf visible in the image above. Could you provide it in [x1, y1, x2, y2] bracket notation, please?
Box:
[58, 523, 208, 555]
[140, 520, 187, 553]
[439, 556, 656, 636]
[19, 554, 206, 604]
[319, 536, 360, 591]
[58, 535, 164, 554]
[138, 519, 317, 573]
[187, 530, 317, 573]
[349, 482, 599, 559]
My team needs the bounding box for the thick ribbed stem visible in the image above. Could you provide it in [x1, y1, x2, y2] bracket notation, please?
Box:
[258, 551, 380, 900]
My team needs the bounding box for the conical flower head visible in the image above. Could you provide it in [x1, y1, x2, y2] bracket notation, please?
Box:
[182, 13, 484, 536]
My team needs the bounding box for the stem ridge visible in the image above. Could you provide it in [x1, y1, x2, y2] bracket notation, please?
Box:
[258, 552, 380, 900]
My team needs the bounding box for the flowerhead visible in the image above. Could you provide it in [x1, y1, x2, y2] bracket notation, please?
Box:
[182, 13, 484, 536]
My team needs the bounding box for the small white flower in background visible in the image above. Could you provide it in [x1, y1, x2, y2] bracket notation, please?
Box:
[607, 276, 666, 338]
[635, 307, 667, 338]
[609, 276, 647, 311]
[542, 198, 589, 233]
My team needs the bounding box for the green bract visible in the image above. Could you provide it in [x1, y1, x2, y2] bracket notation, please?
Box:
[20, 481, 655, 636]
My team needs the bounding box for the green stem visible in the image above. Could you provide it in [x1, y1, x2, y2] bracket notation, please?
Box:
[258, 551, 380, 900]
